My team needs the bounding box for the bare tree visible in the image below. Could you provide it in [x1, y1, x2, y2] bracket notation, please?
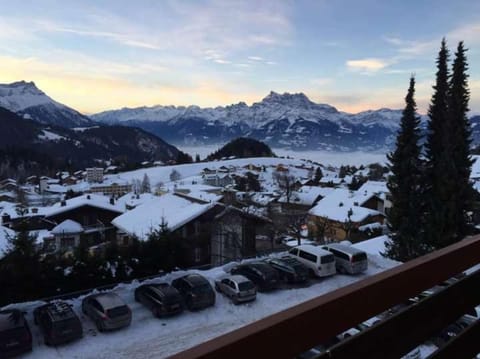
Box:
[272, 170, 296, 203]
[169, 169, 181, 182]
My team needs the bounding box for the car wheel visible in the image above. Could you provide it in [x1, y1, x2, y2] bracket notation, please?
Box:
[308, 269, 315, 277]
[232, 297, 239, 305]
[215, 283, 221, 292]
[186, 297, 194, 311]
[96, 319, 104, 332]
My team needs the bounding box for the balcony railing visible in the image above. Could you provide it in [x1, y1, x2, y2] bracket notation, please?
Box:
[170, 235, 480, 359]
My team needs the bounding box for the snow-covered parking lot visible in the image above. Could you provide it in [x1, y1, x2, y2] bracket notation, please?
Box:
[4, 250, 402, 359]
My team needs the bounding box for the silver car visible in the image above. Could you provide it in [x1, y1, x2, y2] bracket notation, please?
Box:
[214, 275, 256, 304]
[82, 293, 132, 332]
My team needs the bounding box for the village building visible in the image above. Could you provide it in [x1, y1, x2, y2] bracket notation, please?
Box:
[112, 193, 269, 267]
[86, 167, 104, 183]
[307, 188, 385, 242]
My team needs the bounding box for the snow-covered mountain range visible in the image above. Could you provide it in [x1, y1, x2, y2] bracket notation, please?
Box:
[91, 91, 419, 151]
[2, 81, 480, 152]
[0, 81, 94, 128]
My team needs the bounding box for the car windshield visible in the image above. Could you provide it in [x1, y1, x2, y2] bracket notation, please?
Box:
[163, 293, 182, 304]
[321, 254, 335, 264]
[107, 305, 129, 317]
[238, 281, 255, 291]
[192, 283, 212, 295]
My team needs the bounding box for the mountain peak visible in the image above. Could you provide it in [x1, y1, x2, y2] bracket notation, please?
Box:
[0, 80, 94, 127]
[0, 80, 45, 97]
[261, 91, 312, 105]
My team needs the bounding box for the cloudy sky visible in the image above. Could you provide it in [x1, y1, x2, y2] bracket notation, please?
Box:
[0, 0, 479, 114]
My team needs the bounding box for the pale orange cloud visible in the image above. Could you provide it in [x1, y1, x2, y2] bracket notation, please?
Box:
[0, 55, 262, 113]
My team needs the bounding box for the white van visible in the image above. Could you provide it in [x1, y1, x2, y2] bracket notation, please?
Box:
[322, 243, 368, 274]
[288, 244, 336, 277]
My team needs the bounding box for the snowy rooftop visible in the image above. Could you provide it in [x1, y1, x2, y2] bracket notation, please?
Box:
[278, 186, 334, 206]
[357, 181, 389, 199]
[309, 188, 382, 222]
[471, 155, 480, 179]
[112, 193, 216, 240]
[116, 192, 158, 210]
[51, 219, 84, 235]
[45, 194, 125, 218]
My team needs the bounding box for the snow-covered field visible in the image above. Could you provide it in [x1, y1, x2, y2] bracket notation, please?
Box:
[105, 157, 306, 188]
[177, 145, 388, 166]
[9, 251, 399, 359]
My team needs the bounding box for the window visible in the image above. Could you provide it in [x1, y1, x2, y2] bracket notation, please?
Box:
[91, 299, 103, 313]
[352, 252, 367, 262]
[194, 248, 201, 263]
[61, 237, 75, 249]
[299, 250, 317, 263]
[321, 254, 335, 264]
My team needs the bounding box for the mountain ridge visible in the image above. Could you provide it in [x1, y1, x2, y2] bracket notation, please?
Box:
[0, 81, 95, 128]
[90, 91, 416, 151]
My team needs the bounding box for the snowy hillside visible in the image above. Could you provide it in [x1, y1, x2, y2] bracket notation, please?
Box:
[91, 91, 426, 151]
[0, 81, 94, 128]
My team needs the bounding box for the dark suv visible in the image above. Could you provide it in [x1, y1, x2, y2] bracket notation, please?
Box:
[33, 301, 83, 346]
[0, 309, 32, 358]
[230, 262, 280, 291]
[264, 256, 309, 283]
[135, 283, 184, 317]
[171, 274, 216, 311]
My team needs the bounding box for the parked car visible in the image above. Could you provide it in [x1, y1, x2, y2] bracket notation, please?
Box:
[171, 274, 216, 311]
[288, 245, 336, 277]
[321, 243, 368, 274]
[214, 275, 257, 304]
[134, 283, 184, 317]
[81, 293, 132, 332]
[0, 309, 32, 358]
[230, 262, 280, 291]
[33, 301, 83, 346]
[264, 256, 309, 283]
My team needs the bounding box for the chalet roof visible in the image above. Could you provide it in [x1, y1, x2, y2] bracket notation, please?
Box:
[51, 219, 84, 234]
[357, 181, 389, 200]
[45, 194, 125, 218]
[278, 186, 334, 206]
[112, 193, 216, 240]
[116, 192, 158, 210]
[309, 188, 382, 223]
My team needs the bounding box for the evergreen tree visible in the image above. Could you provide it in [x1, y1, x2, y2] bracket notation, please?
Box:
[141, 173, 151, 193]
[314, 167, 323, 185]
[0, 208, 41, 303]
[424, 39, 458, 250]
[384, 77, 427, 261]
[449, 41, 474, 239]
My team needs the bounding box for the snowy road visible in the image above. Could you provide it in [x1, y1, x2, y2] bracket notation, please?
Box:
[15, 253, 398, 359]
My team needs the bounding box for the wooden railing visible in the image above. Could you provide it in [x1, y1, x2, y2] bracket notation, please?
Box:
[170, 236, 480, 359]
